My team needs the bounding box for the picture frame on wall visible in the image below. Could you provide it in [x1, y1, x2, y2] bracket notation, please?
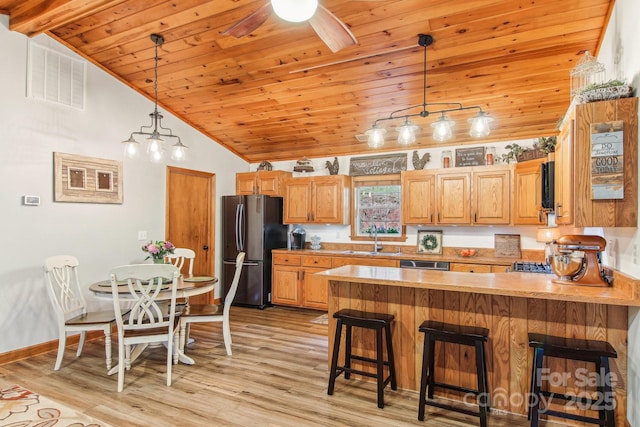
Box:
[54, 152, 123, 204]
[417, 230, 443, 254]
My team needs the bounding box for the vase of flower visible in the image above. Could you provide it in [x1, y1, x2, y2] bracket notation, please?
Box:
[142, 240, 175, 263]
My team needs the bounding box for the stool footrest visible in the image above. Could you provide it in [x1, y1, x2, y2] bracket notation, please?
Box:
[540, 408, 609, 425]
[433, 381, 482, 396]
[350, 354, 391, 366]
[425, 399, 484, 418]
[540, 390, 608, 407]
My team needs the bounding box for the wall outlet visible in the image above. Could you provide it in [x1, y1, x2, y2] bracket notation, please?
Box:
[137, 230, 148, 241]
[634, 244, 639, 265]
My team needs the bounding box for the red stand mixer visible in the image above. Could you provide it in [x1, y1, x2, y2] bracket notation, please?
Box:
[549, 235, 609, 287]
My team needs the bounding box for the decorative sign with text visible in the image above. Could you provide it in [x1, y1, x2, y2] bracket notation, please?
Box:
[349, 153, 407, 176]
[455, 146, 485, 167]
[590, 120, 624, 199]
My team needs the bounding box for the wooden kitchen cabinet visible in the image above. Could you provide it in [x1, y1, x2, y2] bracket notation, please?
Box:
[331, 257, 399, 268]
[403, 165, 510, 226]
[513, 158, 546, 225]
[272, 254, 332, 309]
[472, 166, 511, 225]
[283, 175, 350, 224]
[555, 97, 638, 227]
[450, 263, 492, 273]
[401, 170, 436, 224]
[437, 170, 471, 224]
[236, 170, 291, 196]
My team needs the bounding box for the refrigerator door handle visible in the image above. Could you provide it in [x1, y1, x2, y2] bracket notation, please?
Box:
[235, 204, 241, 251]
[239, 203, 245, 251]
[224, 260, 259, 267]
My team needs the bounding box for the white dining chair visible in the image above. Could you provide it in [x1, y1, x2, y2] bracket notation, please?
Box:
[109, 263, 180, 392]
[166, 248, 195, 275]
[179, 252, 245, 356]
[44, 255, 118, 371]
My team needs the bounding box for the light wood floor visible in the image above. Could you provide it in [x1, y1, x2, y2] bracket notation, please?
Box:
[0, 306, 561, 426]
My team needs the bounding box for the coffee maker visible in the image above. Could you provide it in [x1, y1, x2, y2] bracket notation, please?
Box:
[549, 235, 608, 286]
[290, 227, 306, 250]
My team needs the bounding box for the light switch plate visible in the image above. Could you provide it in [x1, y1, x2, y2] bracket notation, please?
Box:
[137, 230, 148, 241]
[23, 195, 40, 206]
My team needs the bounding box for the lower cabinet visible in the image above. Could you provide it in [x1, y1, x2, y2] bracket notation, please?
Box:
[272, 253, 332, 310]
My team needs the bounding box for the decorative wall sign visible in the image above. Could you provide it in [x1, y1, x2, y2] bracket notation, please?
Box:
[54, 152, 123, 203]
[590, 120, 624, 199]
[494, 234, 521, 257]
[349, 153, 407, 176]
[417, 230, 443, 254]
[455, 146, 486, 167]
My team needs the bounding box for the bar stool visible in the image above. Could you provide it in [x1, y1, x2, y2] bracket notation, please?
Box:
[327, 308, 397, 408]
[528, 333, 617, 427]
[418, 321, 490, 427]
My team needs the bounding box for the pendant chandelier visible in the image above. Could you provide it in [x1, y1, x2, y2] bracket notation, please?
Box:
[356, 34, 494, 148]
[122, 34, 188, 163]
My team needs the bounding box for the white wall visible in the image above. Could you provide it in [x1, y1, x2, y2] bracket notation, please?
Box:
[597, 0, 640, 424]
[0, 16, 248, 353]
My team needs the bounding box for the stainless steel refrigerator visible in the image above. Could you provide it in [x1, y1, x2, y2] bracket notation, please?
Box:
[221, 195, 288, 308]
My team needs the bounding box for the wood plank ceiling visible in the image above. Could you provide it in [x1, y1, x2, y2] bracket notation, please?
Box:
[0, 0, 614, 163]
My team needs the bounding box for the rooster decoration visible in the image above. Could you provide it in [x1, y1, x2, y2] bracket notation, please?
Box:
[325, 157, 339, 175]
[412, 151, 431, 170]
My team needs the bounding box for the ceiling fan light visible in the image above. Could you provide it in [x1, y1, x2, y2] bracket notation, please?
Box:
[468, 112, 494, 138]
[271, 0, 318, 23]
[431, 115, 455, 142]
[396, 120, 419, 145]
[365, 126, 386, 149]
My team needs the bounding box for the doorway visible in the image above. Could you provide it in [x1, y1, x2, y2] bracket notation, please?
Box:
[166, 166, 216, 304]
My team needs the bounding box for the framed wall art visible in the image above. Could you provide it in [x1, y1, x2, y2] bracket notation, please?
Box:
[54, 152, 123, 204]
[417, 230, 443, 254]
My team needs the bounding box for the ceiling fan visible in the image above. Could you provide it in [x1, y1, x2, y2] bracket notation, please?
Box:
[222, 0, 384, 53]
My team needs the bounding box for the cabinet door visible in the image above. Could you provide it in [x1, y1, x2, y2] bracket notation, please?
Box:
[284, 178, 313, 224]
[437, 172, 471, 224]
[473, 168, 511, 224]
[256, 171, 279, 195]
[301, 267, 328, 309]
[236, 172, 256, 195]
[513, 159, 545, 225]
[402, 171, 436, 224]
[313, 176, 345, 223]
[555, 116, 574, 225]
[331, 257, 399, 268]
[272, 265, 301, 306]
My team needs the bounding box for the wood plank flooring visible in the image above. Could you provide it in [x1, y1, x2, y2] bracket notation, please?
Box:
[0, 306, 563, 426]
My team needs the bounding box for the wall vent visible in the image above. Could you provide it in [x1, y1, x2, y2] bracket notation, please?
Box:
[27, 41, 86, 110]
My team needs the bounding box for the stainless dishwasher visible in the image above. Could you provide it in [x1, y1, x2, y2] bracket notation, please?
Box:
[400, 260, 450, 271]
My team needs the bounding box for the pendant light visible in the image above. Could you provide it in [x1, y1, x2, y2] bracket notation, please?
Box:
[356, 34, 493, 147]
[121, 34, 187, 163]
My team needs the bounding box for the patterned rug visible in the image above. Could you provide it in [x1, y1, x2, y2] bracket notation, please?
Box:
[0, 384, 112, 427]
[310, 313, 328, 325]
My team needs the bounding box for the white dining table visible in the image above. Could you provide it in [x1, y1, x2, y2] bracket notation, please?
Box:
[89, 275, 218, 373]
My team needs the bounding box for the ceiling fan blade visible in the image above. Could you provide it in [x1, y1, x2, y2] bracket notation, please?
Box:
[222, 3, 272, 38]
[308, 5, 357, 53]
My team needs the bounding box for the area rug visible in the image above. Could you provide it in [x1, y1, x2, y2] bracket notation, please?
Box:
[0, 384, 112, 427]
[310, 313, 328, 325]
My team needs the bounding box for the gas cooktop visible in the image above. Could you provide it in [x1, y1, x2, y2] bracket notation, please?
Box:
[511, 261, 554, 274]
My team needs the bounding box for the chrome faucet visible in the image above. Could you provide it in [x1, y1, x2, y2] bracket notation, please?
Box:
[372, 225, 383, 253]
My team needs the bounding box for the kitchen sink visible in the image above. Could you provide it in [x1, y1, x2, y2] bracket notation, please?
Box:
[340, 250, 401, 256]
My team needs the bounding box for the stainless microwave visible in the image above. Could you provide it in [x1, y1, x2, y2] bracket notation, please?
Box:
[540, 160, 555, 210]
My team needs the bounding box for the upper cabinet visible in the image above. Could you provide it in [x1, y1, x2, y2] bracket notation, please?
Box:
[513, 158, 547, 225]
[402, 164, 511, 226]
[283, 175, 351, 224]
[555, 97, 638, 227]
[236, 170, 292, 196]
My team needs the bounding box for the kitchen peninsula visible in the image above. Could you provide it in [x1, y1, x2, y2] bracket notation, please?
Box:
[317, 265, 640, 425]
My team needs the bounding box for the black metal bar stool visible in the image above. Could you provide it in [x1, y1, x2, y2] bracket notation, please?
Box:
[528, 333, 617, 427]
[418, 320, 490, 427]
[327, 308, 397, 408]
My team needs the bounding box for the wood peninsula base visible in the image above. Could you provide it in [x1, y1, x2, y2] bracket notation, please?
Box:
[318, 265, 640, 426]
